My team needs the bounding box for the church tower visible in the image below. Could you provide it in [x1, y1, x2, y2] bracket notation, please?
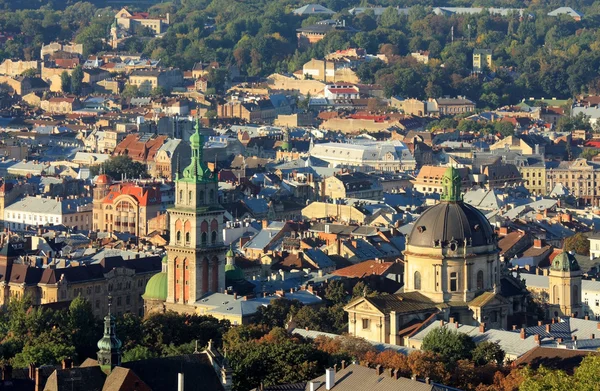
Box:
[166, 119, 226, 305]
[548, 251, 582, 317]
[110, 18, 118, 50]
[97, 298, 122, 373]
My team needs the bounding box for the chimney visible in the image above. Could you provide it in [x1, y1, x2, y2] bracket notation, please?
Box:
[35, 368, 42, 391]
[479, 323, 486, 333]
[333, 364, 337, 373]
[512, 325, 517, 330]
[425, 377, 431, 385]
[325, 368, 335, 390]
[585, 315, 589, 321]
[538, 321, 543, 326]
[520, 328, 526, 340]
[375, 365, 383, 375]
[262, 220, 269, 229]
[341, 360, 346, 370]
[2, 364, 12, 382]
[178, 373, 184, 391]
[62, 358, 73, 369]
[309, 382, 320, 391]
[592, 334, 596, 339]
[534, 334, 540, 346]
[533, 238, 542, 248]
[557, 337, 563, 343]
[28, 363, 35, 381]
[597, 323, 600, 330]
[546, 324, 551, 333]
[440, 320, 445, 326]
[449, 317, 455, 324]
[393, 369, 400, 380]
[388, 368, 394, 378]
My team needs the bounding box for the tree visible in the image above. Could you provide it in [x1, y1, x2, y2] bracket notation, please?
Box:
[122, 346, 157, 362]
[70, 65, 84, 95]
[122, 85, 140, 99]
[472, 341, 505, 366]
[580, 148, 600, 160]
[421, 327, 475, 365]
[255, 298, 303, 329]
[324, 280, 346, 305]
[150, 86, 167, 97]
[352, 281, 375, 298]
[493, 121, 515, 137]
[407, 351, 450, 384]
[60, 71, 71, 93]
[68, 297, 101, 361]
[563, 233, 589, 256]
[21, 68, 37, 77]
[90, 156, 150, 180]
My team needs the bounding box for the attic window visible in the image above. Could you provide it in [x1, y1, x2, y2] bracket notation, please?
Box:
[473, 224, 480, 231]
[417, 226, 426, 233]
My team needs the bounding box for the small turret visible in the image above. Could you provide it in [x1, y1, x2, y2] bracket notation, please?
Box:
[97, 296, 122, 373]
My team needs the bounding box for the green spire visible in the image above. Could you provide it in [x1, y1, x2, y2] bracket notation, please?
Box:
[180, 118, 215, 183]
[441, 166, 462, 202]
[97, 297, 122, 373]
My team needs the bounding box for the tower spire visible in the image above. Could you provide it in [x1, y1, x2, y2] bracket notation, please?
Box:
[97, 295, 122, 373]
[441, 166, 462, 202]
[179, 117, 215, 183]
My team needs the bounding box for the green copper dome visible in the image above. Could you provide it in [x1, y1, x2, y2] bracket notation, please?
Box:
[225, 263, 244, 282]
[97, 314, 122, 351]
[551, 251, 580, 272]
[161, 254, 168, 264]
[143, 272, 168, 301]
[280, 141, 290, 152]
[226, 247, 234, 258]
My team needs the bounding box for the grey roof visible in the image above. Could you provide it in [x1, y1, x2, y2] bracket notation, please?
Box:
[5, 196, 92, 215]
[157, 138, 182, 156]
[572, 105, 600, 119]
[410, 321, 547, 359]
[462, 189, 505, 211]
[243, 222, 285, 250]
[304, 248, 335, 269]
[348, 6, 410, 16]
[293, 4, 335, 15]
[407, 201, 494, 248]
[548, 7, 583, 17]
[307, 363, 455, 391]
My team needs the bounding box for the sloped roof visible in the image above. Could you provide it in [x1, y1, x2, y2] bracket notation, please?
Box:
[293, 4, 335, 15]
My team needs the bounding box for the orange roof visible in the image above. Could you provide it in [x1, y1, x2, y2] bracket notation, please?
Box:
[102, 183, 161, 207]
[112, 134, 168, 163]
[332, 260, 394, 278]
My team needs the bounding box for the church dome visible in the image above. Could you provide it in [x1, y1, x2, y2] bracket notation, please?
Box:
[407, 166, 494, 249]
[143, 272, 168, 301]
[95, 174, 112, 185]
[408, 202, 494, 248]
[551, 251, 580, 272]
[161, 254, 168, 264]
[225, 263, 244, 282]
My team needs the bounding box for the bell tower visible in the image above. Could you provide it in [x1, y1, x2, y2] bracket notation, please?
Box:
[166, 119, 226, 305]
[548, 251, 582, 317]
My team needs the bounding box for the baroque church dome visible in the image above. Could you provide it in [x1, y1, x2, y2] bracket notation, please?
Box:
[407, 166, 495, 249]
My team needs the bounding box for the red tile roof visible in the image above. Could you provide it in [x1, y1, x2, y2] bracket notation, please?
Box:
[103, 183, 161, 207]
[113, 134, 168, 163]
[332, 259, 394, 278]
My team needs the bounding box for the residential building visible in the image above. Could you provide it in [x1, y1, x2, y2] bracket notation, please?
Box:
[40, 42, 83, 59]
[115, 7, 170, 35]
[516, 155, 546, 196]
[150, 138, 192, 180]
[309, 140, 416, 172]
[217, 100, 276, 123]
[302, 58, 360, 83]
[411, 165, 470, 194]
[546, 159, 600, 206]
[0, 75, 48, 96]
[40, 97, 80, 113]
[324, 84, 360, 100]
[393, 97, 475, 116]
[323, 172, 383, 200]
[473, 49, 492, 72]
[0, 180, 36, 229]
[411, 51, 430, 64]
[112, 133, 168, 165]
[4, 195, 92, 231]
[128, 68, 183, 94]
[296, 20, 357, 47]
[0, 59, 38, 76]
[92, 176, 162, 237]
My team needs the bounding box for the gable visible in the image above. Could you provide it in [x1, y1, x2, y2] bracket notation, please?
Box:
[344, 297, 384, 316]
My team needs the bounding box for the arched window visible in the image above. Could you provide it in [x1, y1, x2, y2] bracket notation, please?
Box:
[188, 191, 193, 204]
[553, 285, 559, 304]
[179, 190, 183, 203]
[185, 232, 190, 243]
[211, 231, 217, 244]
[199, 190, 205, 204]
[572, 285, 579, 307]
[414, 271, 421, 290]
[476, 270, 484, 290]
[209, 189, 215, 202]
[176, 231, 181, 242]
[201, 232, 207, 246]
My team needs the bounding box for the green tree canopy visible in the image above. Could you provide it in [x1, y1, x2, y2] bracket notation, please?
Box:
[421, 327, 476, 365]
[563, 232, 590, 256]
[90, 156, 150, 180]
